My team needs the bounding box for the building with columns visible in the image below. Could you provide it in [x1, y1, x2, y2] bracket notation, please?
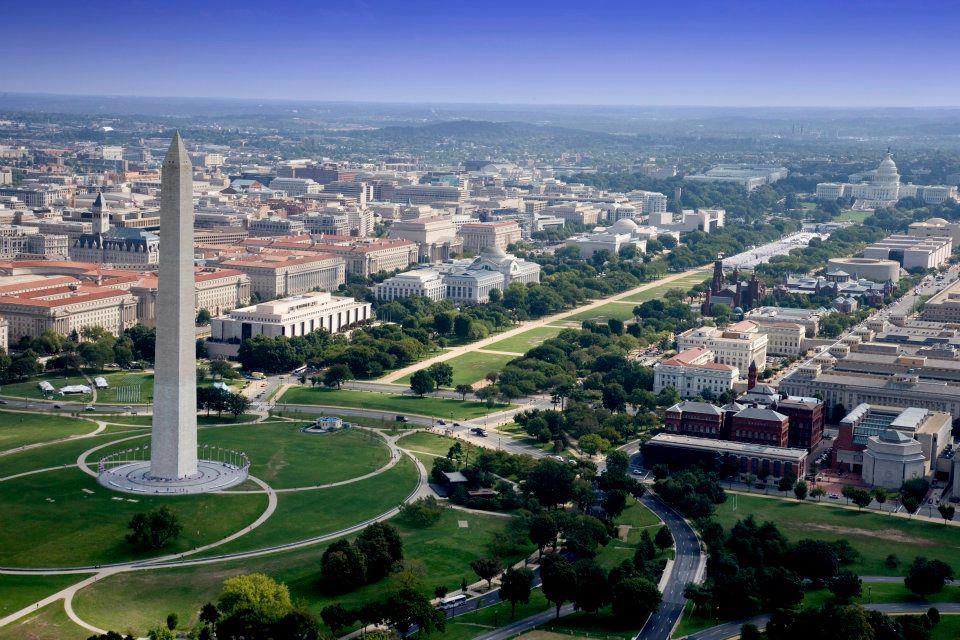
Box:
[218, 251, 345, 299]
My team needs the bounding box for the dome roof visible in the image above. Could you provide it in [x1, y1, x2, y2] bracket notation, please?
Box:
[481, 245, 507, 258]
[928, 217, 949, 225]
[879, 429, 912, 444]
[610, 218, 639, 234]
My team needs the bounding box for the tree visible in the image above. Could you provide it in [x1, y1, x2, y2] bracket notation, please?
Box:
[529, 513, 558, 558]
[196, 308, 212, 325]
[426, 362, 453, 388]
[777, 473, 797, 495]
[602, 489, 628, 520]
[602, 383, 627, 412]
[323, 364, 352, 389]
[147, 628, 174, 640]
[789, 539, 839, 582]
[470, 557, 502, 590]
[455, 383, 473, 400]
[871, 487, 888, 511]
[165, 613, 178, 631]
[634, 529, 656, 566]
[273, 608, 321, 640]
[383, 588, 445, 637]
[810, 486, 826, 501]
[199, 603, 219, 626]
[475, 385, 499, 407]
[226, 392, 250, 419]
[525, 459, 575, 509]
[126, 506, 183, 550]
[433, 311, 455, 335]
[499, 567, 534, 617]
[654, 525, 673, 550]
[850, 487, 872, 510]
[829, 570, 862, 603]
[904, 557, 955, 596]
[611, 577, 661, 625]
[209, 359, 238, 380]
[320, 604, 354, 636]
[794, 480, 808, 501]
[938, 503, 955, 524]
[357, 522, 403, 582]
[540, 554, 576, 619]
[218, 573, 292, 621]
[841, 484, 856, 505]
[573, 559, 610, 614]
[579, 433, 610, 457]
[410, 369, 435, 397]
[320, 540, 367, 593]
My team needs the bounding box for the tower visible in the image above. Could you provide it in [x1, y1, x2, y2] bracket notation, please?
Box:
[150, 132, 198, 480]
[92, 192, 109, 234]
[747, 361, 758, 390]
[711, 256, 725, 292]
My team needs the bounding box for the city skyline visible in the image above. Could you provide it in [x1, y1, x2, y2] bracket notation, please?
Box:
[6, 0, 960, 107]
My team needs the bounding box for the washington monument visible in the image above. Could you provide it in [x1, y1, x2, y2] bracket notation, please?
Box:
[150, 132, 198, 479]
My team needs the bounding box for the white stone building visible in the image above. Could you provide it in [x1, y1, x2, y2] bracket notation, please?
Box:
[676, 322, 768, 375]
[211, 291, 371, 343]
[653, 347, 739, 398]
[862, 429, 926, 490]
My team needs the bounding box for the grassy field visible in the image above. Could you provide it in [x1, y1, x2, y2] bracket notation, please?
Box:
[565, 302, 638, 324]
[398, 351, 518, 387]
[0, 467, 267, 567]
[103, 413, 258, 426]
[424, 591, 551, 640]
[0, 374, 91, 401]
[595, 497, 664, 571]
[280, 387, 511, 419]
[484, 326, 567, 354]
[675, 581, 960, 637]
[621, 272, 709, 303]
[0, 574, 90, 617]
[199, 454, 419, 555]
[398, 431, 478, 460]
[837, 209, 872, 223]
[0, 411, 96, 451]
[0, 603, 89, 640]
[0, 427, 144, 479]
[73, 508, 530, 636]
[94, 422, 391, 491]
[714, 493, 960, 576]
[932, 616, 960, 640]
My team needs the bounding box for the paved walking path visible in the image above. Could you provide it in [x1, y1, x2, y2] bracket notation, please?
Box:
[378, 266, 709, 383]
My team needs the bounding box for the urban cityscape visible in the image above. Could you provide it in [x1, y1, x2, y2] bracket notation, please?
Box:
[4, 2, 960, 640]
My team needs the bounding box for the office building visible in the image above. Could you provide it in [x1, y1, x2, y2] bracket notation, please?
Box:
[268, 177, 321, 197]
[388, 216, 463, 261]
[676, 323, 767, 375]
[642, 433, 807, 479]
[653, 347, 739, 398]
[862, 234, 952, 270]
[459, 221, 522, 253]
[218, 251, 345, 299]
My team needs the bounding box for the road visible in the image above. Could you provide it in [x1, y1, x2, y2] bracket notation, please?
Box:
[636, 495, 705, 640]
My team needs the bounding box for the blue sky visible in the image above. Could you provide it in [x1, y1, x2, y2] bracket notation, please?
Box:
[6, 0, 960, 106]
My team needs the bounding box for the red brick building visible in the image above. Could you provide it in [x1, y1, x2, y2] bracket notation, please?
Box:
[730, 406, 790, 447]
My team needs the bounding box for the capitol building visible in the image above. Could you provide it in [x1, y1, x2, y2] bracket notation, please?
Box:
[816, 153, 957, 209]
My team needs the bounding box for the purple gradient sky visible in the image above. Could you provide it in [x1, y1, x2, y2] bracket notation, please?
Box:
[7, 0, 960, 106]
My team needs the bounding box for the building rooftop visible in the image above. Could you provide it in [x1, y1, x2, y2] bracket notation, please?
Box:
[647, 433, 807, 460]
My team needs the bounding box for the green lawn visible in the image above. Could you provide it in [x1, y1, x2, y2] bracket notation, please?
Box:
[621, 272, 709, 303]
[539, 609, 636, 639]
[398, 351, 518, 387]
[280, 387, 511, 419]
[93, 422, 391, 491]
[0, 374, 91, 401]
[714, 493, 960, 576]
[0, 574, 90, 617]
[932, 616, 960, 640]
[485, 326, 567, 354]
[398, 431, 483, 467]
[566, 302, 638, 324]
[837, 209, 872, 223]
[199, 454, 419, 555]
[0, 428, 142, 480]
[0, 603, 89, 640]
[104, 413, 258, 426]
[0, 467, 267, 567]
[73, 508, 530, 637]
[595, 497, 664, 571]
[0, 411, 96, 451]
[676, 581, 960, 637]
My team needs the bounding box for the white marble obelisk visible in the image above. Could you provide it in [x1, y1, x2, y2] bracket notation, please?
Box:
[150, 132, 198, 479]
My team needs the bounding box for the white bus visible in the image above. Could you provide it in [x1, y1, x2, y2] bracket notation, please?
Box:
[439, 594, 467, 610]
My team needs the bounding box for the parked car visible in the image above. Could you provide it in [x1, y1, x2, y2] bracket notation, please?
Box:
[395, 415, 409, 423]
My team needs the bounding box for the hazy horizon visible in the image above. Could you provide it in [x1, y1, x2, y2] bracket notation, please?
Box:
[8, 0, 960, 108]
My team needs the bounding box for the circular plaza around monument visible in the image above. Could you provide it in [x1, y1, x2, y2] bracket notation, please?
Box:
[97, 446, 251, 495]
